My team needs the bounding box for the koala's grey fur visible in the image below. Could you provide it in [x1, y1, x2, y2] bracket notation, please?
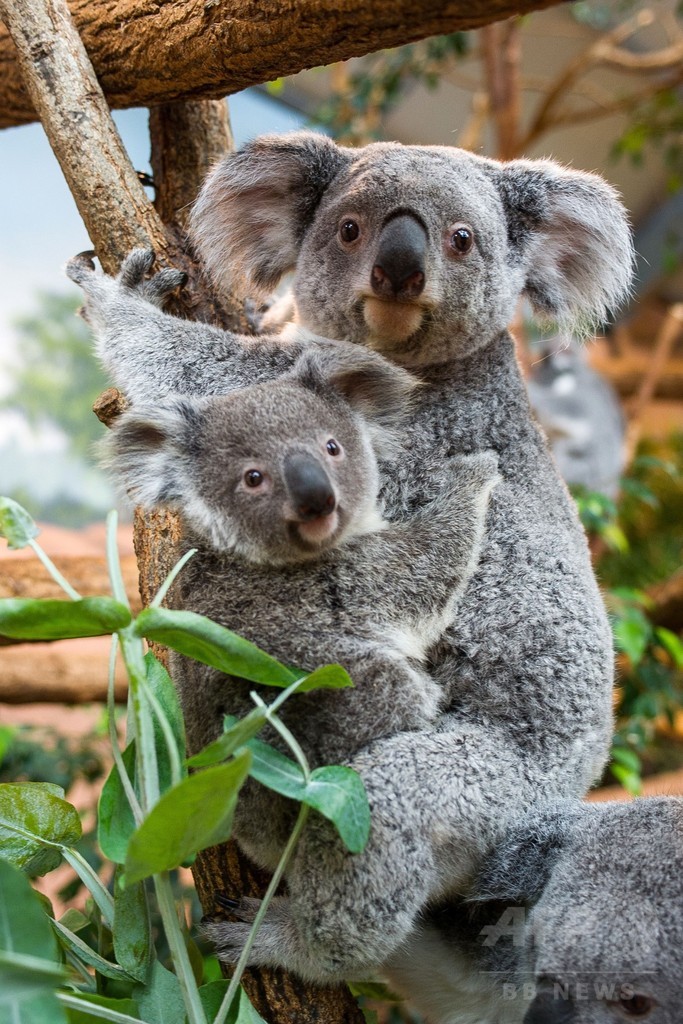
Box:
[105, 342, 420, 566]
[387, 797, 683, 1024]
[67, 132, 633, 986]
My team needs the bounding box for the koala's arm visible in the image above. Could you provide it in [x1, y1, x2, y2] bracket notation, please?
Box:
[65, 250, 302, 402]
[357, 452, 500, 621]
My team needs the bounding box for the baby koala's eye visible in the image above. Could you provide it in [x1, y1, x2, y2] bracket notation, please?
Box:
[244, 469, 264, 488]
[326, 439, 341, 456]
[448, 224, 474, 255]
[339, 219, 360, 244]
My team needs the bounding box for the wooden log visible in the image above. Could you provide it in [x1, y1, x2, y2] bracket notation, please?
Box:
[0, 554, 141, 647]
[0, 637, 127, 703]
[0, 0, 562, 130]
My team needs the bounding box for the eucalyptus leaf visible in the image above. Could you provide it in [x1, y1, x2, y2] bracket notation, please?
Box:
[113, 868, 152, 984]
[236, 732, 370, 853]
[52, 920, 135, 981]
[202, 985, 269, 1024]
[0, 497, 39, 550]
[63, 993, 140, 1024]
[186, 708, 268, 768]
[133, 961, 186, 1024]
[98, 742, 137, 864]
[0, 597, 131, 641]
[295, 663, 354, 692]
[305, 766, 371, 854]
[0, 782, 82, 874]
[0, 860, 67, 1023]
[134, 607, 299, 687]
[144, 653, 187, 785]
[124, 753, 252, 885]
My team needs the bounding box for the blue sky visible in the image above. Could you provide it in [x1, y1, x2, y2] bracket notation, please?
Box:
[0, 89, 308, 378]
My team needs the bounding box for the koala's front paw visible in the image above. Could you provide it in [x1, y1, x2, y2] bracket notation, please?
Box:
[203, 895, 291, 970]
[118, 249, 187, 308]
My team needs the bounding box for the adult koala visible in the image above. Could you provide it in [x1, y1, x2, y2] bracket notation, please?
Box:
[393, 796, 683, 1024]
[69, 133, 633, 986]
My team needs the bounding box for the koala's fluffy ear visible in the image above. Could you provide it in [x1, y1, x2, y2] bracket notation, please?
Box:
[472, 805, 577, 907]
[104, 398, 204, 508]
[294, 343, 420, 430]
[497, 159, 634, 336]
[190, 131, 350, 299]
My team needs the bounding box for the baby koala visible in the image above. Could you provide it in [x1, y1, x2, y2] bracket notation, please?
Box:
[106, 341, 500, 829]
[107, 341, 414, 567]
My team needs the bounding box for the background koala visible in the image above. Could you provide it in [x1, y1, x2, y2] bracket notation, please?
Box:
[67, 125, 633, 986]
[389, 797, 683, 1024]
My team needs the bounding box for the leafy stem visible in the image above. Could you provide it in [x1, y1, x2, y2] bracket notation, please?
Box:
[27, 538, 81, 601]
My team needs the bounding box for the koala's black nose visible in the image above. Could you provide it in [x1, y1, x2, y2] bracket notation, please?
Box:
[372, 214, 427, 300]
[284, 453, 336, 520]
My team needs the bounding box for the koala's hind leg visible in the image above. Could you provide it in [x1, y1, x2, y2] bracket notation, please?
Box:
[207, 722, 531, 983]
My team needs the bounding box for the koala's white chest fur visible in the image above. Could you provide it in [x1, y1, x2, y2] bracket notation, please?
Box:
[385, 925, 524, 1024]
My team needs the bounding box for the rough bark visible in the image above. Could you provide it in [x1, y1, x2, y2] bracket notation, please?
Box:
[0, 0, 563, 130]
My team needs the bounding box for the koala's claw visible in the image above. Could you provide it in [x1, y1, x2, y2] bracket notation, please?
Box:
[214, 893, 241, 913]
[119, 248, 156, 288]
[65, 250, 97, 286]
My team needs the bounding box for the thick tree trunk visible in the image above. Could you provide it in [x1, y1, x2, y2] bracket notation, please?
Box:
[0, 0, 562, 129]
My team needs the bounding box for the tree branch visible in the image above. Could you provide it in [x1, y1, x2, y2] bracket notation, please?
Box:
[0, 0, 564, 130]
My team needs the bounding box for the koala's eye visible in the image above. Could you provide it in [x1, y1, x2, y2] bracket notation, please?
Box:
[339, 219, 360, 244]
[326, 439, 341, 456]
[244, 469, 264, 488]
[448, 224, 474, 255]
[615, 994, 656, 1018]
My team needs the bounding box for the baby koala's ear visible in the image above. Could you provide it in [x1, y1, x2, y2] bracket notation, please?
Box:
[293, 342, 421, 428]
[104, 397, 204, 508]
[496, 159, 634, 336]
[190, 131, 350, 300]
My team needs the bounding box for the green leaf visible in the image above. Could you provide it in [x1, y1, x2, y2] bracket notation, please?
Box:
[98, 743, 137, 864]
[0, 497, 39, 550]
[52, 920, 135, 981]
[58, 909, 89, 934]
[63, 993, 140, 1024]
[186, 708, 268, 768]
[610, 747, 641, 773]
[0, 859, 67, 1023]
[133, 607, 299, 687]
[240, 732, 370, 853]
[133, 961, 186, 1024]
[613, 617, 650, 666]
[655, 627, 683, 668]
[144, 653, 187, 787]
[124, 753, 252, 885]
[348, 981, 401, 1002]
[0, 990, 67, 1024]
[296, 663, 354, 692]
[0, 597, 131, 641]
[113, 868, 152, 984]
[200, 985, 268, 1024]
[305, 767, 371, 854]
[610, 763, 642, 796]
[0, 782, 82, 874]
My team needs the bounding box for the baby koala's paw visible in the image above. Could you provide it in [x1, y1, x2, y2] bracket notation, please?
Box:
[202, 895, 292, 969]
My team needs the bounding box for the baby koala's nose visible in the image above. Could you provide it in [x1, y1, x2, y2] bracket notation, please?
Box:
[284, 453, 336, 520]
